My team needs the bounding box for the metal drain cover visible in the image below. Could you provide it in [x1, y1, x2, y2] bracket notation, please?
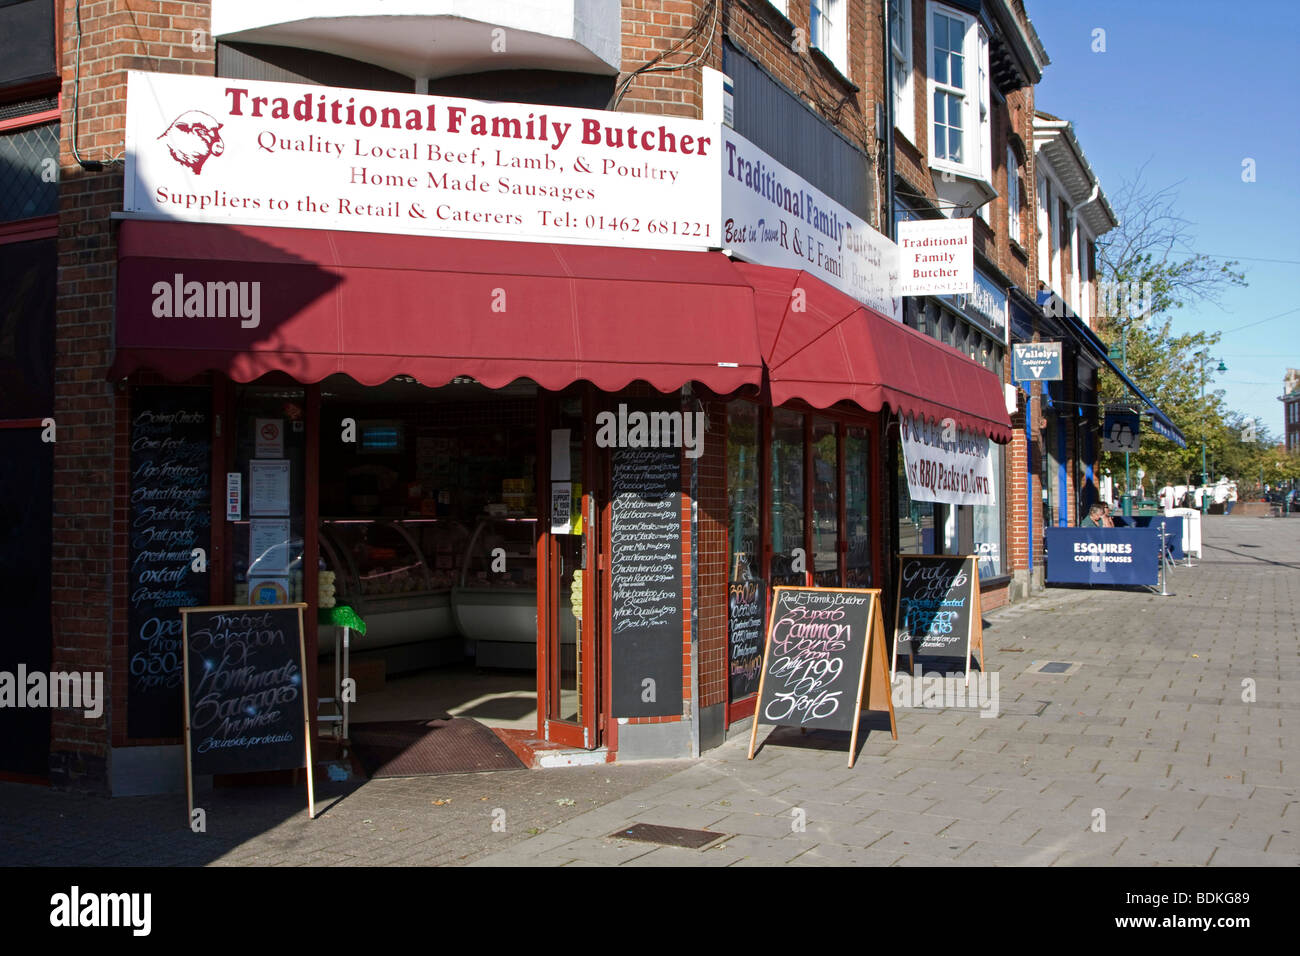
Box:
[609, 823, 726, 849]
[1026, 660, 1083, 677]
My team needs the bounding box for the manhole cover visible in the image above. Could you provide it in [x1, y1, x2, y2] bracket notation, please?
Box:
[1026, 660, 1083, 677]
[609, 823, 726, 849]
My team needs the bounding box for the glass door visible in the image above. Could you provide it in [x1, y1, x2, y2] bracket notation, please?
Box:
[540, 391, 598, 749]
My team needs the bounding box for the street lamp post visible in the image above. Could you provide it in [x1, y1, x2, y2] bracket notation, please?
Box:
[1197, 350, 1228, 514]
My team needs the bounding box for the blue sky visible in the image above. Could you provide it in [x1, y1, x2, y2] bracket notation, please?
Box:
[1028, 0, 1300, 439]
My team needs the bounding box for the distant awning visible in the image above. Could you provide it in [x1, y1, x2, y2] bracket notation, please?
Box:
[113, 220, 764, 395]
[1036, 291, 1186, 448]
[739, 264, 1013, 442]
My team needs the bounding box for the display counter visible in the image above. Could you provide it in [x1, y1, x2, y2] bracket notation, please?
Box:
[318, 517, 463, 670]
[318, 515, 557, 671]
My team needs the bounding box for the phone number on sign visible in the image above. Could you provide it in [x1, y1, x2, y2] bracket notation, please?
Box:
[539, 211, 713, 238]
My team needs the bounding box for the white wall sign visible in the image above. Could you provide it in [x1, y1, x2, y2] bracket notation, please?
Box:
[900, 414, 997, 507]
[125, 71, 720, 251]
[720, 128, 900, 320]
[897, 218, 974, 296]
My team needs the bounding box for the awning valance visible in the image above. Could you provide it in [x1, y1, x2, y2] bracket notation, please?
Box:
[113, 221, 764, 395]
[736, 263, 1013, 442]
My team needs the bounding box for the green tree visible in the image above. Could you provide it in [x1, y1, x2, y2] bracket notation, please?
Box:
[1092, 169, 1247, 493]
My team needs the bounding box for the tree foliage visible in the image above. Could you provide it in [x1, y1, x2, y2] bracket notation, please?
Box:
[1090, 167, 1263, 493]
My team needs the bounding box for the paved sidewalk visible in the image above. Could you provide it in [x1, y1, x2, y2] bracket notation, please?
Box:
[469, 515, 1299, 866]
[1, 515, 1294, 866]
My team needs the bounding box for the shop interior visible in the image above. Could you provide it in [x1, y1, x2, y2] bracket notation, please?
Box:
[231, 376, 567, 742]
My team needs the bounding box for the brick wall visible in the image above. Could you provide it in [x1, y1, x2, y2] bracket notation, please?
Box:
[51, 0, 216, 788]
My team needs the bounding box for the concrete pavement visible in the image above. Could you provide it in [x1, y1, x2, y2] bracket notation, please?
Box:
[1, 513, 1295, 866]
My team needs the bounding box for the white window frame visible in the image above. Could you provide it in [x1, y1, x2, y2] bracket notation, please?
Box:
[1036, 170, 1051, 288]
[889, 0, 915, 143]
[1006, 146, 1021, 244]
[810, 0, 849, 78]
[925, 2, 991, 182]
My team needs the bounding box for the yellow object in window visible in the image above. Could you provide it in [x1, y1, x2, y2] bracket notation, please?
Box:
[569, 568, 583, 621]
[572, 483, 583, 535]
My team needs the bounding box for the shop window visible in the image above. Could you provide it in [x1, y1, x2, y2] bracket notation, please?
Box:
[727, 401, 761, 582]
[973, 445, 1004, 578]
[770, 408, 805, 584]
[0, 122, 58, 223]
[811, 417, 839, 586]
[844, 426, 871, 587]
[896, 444, 935, 554]
[232, 386, 308, 606]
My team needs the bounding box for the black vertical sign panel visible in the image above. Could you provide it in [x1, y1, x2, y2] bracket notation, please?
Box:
[127, 386, 211, 739]
[610, 443, 683, 717]
[727, 579, 763, 701]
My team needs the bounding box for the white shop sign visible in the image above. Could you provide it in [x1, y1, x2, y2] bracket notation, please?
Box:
[719, 128, 900, 319]
[900, 413, 997, 508]
[125, 71, 721, 251]
[897, 218, 974, 296]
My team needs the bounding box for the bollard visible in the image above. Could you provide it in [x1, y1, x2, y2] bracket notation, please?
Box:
[1157, 525, 1174, 597]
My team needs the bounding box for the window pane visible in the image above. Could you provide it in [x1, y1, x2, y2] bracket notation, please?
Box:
[770, 409, 805, 585]
[727, 402, 761, 582]
[896, 446, 934, 554]
[0, 123, 59, 223]
[973, 443, 1004, 577]
[811, 418, 838, 581]
[949, 126, 962, 163]
[949, 51, 964, 90]
[932, 14, 948, 84]
[845, 427, 871, 587]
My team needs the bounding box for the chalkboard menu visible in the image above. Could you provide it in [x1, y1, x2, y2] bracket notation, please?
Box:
[755, 587, 875, 733]
[128, 386, 211, 739]
[610, 441, 683, 717]
[893, 555, 980, 672]
[182, 604, 308, 777]
[728, 579, 764, 701]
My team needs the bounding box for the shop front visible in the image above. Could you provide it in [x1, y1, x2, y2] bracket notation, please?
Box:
[98, 70, 1012, 791]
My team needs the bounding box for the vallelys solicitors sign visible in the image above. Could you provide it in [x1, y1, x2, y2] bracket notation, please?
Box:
[124, 71, 721, 250]
[899, 413, 997, 507]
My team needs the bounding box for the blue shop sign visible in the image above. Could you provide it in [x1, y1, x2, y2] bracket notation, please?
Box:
[1045, 527, 1160, 586]
[942, 269, 1007, 343]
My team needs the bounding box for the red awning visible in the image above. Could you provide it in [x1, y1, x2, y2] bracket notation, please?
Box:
[113, 221, 764, 395]
[735, 263, 1013, 442]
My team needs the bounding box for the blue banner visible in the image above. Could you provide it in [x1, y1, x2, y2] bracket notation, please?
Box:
[1046, 527, 1160, 586]
[1113, 514, 1184, 560]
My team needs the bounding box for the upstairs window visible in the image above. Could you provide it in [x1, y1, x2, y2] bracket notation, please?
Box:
[927, 2, 991, 181]
[811, 0, 849, 78]
[889, 0, 914, 140]
[1006, 147, 1021, 243]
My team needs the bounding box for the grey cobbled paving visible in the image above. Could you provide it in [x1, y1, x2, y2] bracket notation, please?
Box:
[2, 515, 1296, 867]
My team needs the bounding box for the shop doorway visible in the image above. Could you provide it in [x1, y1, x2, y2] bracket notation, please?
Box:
[538, 390, 600, 750]
[298, 377, 601, 764]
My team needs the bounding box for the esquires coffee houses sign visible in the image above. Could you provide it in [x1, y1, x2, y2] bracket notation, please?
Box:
[125, 71, 720, 251]
[128, 386, 211, 738]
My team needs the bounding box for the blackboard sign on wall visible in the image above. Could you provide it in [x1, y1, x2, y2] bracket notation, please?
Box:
[128, 386, 211, 739]
[892, 555, 985, 681]
[728, 579, 764, 702]
[610, 442, 683, 718]
[181, 604, 315, 819]
[748, 587, 897, 767]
